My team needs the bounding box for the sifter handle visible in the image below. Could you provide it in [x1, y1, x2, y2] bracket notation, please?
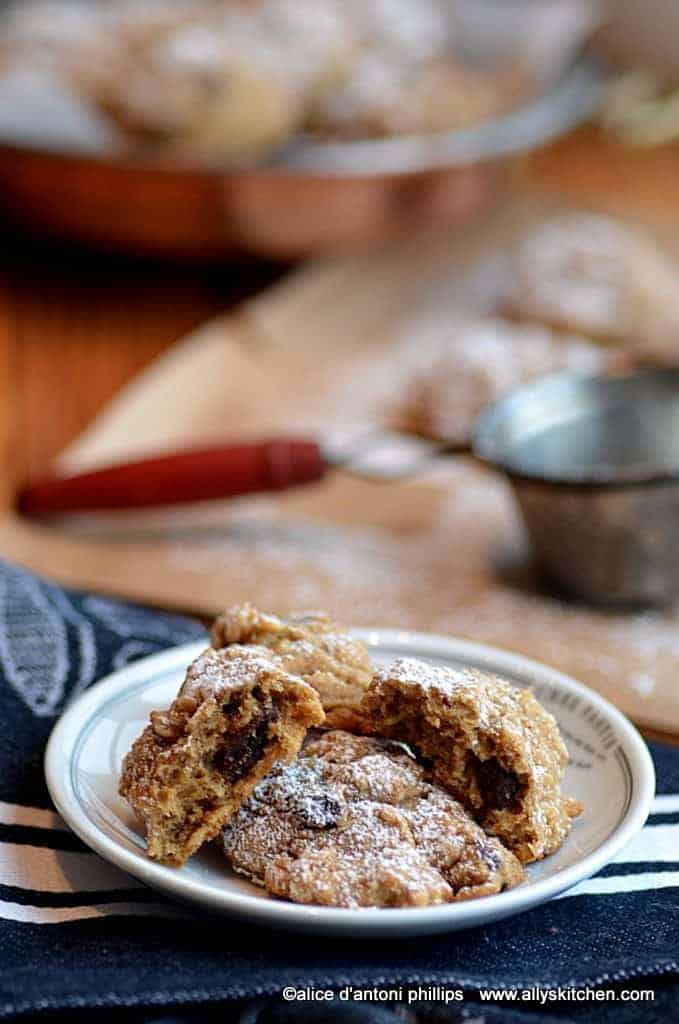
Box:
[18, 438, 328, 517]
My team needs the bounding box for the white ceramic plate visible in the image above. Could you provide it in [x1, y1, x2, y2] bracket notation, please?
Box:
[45, 630, 655, 937]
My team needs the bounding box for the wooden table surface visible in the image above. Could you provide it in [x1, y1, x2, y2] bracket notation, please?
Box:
[2, 125, 679, 744]
[0, 241, 282, 497]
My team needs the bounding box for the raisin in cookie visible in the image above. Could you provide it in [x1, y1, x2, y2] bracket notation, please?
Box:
[360, 659, 582, 863]
[211, 603, 373, 730]
[119, 644, 324, 866]
[222, 730, 524, 907]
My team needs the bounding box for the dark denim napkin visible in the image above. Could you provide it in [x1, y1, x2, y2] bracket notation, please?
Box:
[0, 560, 675, 1021]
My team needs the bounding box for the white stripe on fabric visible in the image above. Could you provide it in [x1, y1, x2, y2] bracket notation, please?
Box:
[0, 802, 67, 831]
[0, 901, 191, 923]
[558, 870, 679, 899]
[609, 823, 679, 864]
[0, 798, 677, 923]
[651, 794, 679, 813]
[0, 844, 143, 893]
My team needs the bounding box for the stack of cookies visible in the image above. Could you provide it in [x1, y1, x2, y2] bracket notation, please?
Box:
[120, 604, 582, 908]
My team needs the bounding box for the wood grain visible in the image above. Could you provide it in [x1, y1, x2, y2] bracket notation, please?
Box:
[0, 236, 281, 496]
[526, 126, 679, 230]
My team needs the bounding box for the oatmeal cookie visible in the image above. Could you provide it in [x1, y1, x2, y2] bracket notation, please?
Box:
[504, 213, 679, 364]
[211, 602, 373, 730]
[0, 0, 530, 161]
[311, 54, 524, 140]
[222, 729, 524, 907]
[397, 317, 605, 445]
[360, 659, 582, 863]
[119, 644, 324, 865]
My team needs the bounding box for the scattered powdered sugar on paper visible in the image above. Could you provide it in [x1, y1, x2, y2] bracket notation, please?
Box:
[168, 517, 409, 622]
[630, 673, 655, 697]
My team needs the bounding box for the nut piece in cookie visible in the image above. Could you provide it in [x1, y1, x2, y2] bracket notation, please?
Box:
[211, 602, 373, 731]
[119, 645, 324, 866]
[360, 659, 582, 863]
[222, 730, 524, 908]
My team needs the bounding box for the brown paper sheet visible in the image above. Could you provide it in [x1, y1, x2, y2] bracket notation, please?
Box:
[4, 196, 679, 733]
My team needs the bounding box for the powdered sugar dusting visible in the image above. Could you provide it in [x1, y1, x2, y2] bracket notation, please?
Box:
[180, 644, 283, 702]
[376, 656, 473, 694]
[222, 730, 522, 906]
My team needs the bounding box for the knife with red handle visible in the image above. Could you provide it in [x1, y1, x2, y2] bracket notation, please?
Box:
[18, 439, 328, 517]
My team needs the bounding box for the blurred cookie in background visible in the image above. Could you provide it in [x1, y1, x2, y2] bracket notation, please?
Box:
[0, 0, 538, 162]
[391, 317, 606, 445]
[503, 213, 679, 365]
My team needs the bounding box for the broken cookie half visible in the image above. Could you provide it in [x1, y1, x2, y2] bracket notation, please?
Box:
[211, 602, 374, 731]
[361, 658, 582, 863]
[119, 644, 324, 866]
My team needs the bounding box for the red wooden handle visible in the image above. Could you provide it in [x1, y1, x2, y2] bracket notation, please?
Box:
[18, 439, 328, 517]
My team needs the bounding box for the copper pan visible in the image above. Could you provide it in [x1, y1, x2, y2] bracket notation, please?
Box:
[0, 58, 603, 261]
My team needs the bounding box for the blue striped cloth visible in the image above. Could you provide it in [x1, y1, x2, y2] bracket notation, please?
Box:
[0, 560, 676, 1020]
